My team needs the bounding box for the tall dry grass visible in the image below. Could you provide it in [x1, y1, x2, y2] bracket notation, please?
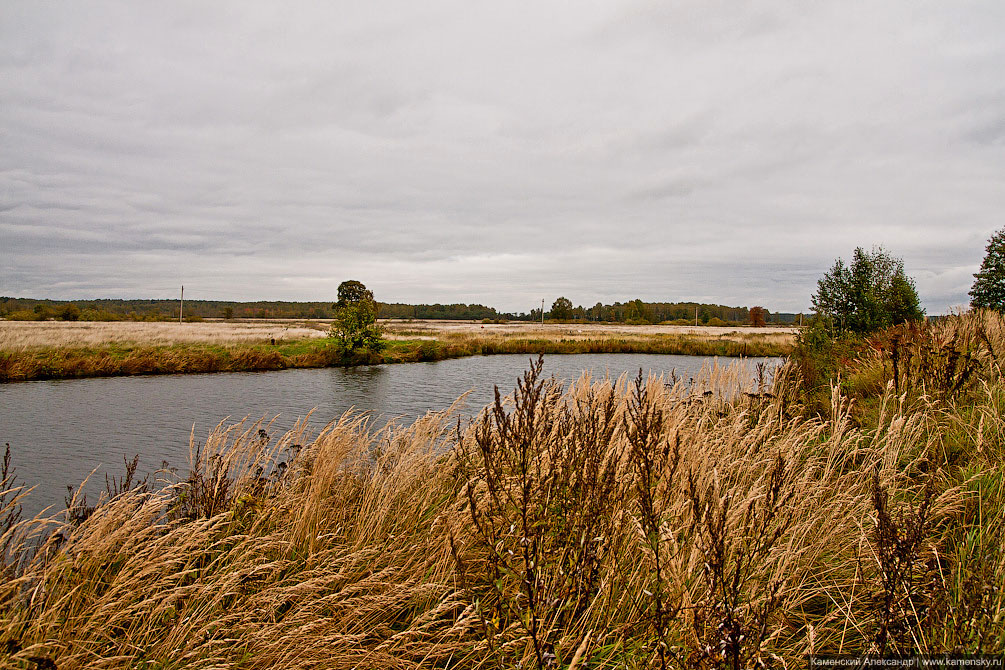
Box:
[0, 314, 1002, 667]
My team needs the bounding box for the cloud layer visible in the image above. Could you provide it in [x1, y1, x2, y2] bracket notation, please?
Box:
[2, 1, 1003, 313]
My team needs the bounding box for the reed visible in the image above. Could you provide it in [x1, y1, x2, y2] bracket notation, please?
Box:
[0, 313, 1001, 667]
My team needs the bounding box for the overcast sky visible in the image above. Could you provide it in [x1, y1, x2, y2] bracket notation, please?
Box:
[2, 2, 1003, 313]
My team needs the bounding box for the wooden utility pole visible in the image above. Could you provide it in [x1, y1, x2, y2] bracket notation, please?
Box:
[541, 299, 545, 326]
[179, 285, 184, 323]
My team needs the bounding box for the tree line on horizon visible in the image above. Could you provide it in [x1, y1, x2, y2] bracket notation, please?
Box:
[7, 227, 1005, 328]
[0, 296, 801, 325]
[544, 298, 799, 325]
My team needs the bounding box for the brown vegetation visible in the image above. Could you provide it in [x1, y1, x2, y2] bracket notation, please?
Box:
[0, 312, 1002, 666]
[0, 321, 793, 382]
[381, 319, 799, 341]
[0, 320, 327, 350]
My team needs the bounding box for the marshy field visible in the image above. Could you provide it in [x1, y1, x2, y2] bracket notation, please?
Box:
[0, 320, 796, 382]
[0, 311, 1002, 666]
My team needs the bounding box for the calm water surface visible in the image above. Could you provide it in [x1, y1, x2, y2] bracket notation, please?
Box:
[0, 354, 779, 517]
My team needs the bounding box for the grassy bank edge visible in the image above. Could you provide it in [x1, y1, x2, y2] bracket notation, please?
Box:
[0, 334, 793, 382]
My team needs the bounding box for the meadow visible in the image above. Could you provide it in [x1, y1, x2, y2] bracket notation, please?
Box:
[0, 319, 329, 349]
[0, 320, 795, 382]
[0, 312, 1001, 667]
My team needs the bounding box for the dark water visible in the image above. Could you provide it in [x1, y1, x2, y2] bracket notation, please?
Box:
[0, 354, 780, 518]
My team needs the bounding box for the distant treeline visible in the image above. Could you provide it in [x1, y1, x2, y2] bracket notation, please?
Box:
[0, 298, 333, 322]
[379, 303, 506, 321]
[543, 300, 800, 325]
[1, 297, 801, 325]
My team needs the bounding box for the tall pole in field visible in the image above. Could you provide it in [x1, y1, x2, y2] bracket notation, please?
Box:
[179, 285, 184, 323]
[541, 299, 545, 326]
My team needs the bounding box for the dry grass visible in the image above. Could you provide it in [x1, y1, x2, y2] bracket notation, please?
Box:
[1, 313, 1002, 667]
[383, 320, 797, 364]
[0, 320, 328, 351]
[0, 320, 793, 382]
[382, 319, 798, 343]
[0, 319, 795, 351]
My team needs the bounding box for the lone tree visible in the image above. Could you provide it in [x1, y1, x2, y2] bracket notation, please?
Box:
[550, 296, 573, 321]
[749, 306, 766, 327]
[329, 280, 383, 352]
[969, 228, 1005, 312]
[811, 246, 924, 335]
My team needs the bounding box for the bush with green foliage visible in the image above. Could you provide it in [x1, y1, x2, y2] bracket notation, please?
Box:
[549, 296, 573, 321]
[624, 299, 653, 324]
[328, 280, 383, 353]
[811, 246, 923, 336]
[970, 227, 1005, 312]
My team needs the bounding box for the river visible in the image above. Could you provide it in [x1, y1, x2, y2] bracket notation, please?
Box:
[0, 353, 780, 518]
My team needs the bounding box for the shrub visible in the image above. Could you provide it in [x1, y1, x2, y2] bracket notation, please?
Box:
[329, 280, 384, 353]
[812, 246, 924, 336]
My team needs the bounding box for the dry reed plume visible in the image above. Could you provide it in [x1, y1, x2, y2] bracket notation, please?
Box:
[0, 313, 1002, 668]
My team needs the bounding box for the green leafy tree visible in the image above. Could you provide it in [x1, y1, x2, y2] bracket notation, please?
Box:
[970, 228, 1005, 311]
[811, 246, 924, 335]
[329, 280, 383, 352]
[59, 304, 80, 321]
[334, 280, 371, 305]
[550, 296, 573, 321]
[624, 299, 653, 324]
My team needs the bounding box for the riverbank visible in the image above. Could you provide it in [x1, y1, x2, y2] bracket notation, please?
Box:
[0, 321, 795, 382]
[1, 313, 1000, 666]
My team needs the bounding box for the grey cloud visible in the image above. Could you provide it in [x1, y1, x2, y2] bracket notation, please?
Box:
[624, 180, 696, 202]
[2, 1, 1004, 314]
[963, 107, 1005, 147]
